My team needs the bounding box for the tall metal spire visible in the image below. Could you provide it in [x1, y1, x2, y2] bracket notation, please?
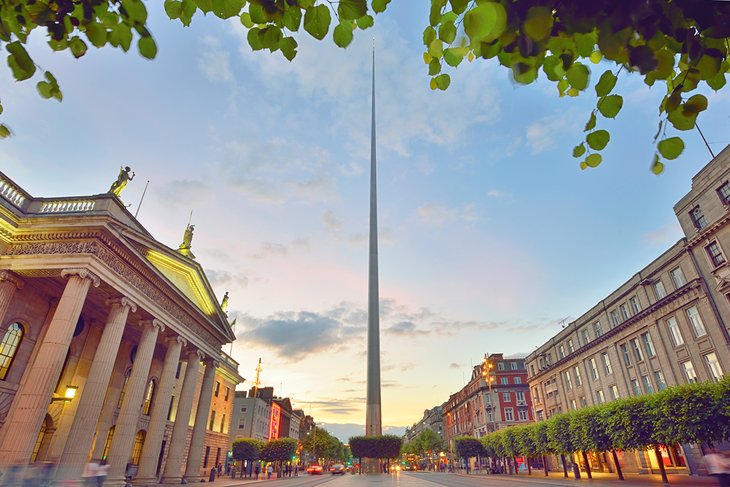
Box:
[365, 41, 382, 438]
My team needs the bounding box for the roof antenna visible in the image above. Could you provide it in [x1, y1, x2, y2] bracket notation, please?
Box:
[134, 180, 150, 219]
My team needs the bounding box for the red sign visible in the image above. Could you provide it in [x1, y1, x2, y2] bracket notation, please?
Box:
[269, 403, 281, 440]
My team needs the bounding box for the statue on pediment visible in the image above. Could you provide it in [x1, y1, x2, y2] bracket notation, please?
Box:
[108, 166, 135, 197]
[177, 223, 195, 258]
[221, 291, 229, 313]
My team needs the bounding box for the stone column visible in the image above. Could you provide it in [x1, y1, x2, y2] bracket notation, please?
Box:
[0, 271, 23, 324]
[135, 335, 185, 483]
[184, 358, 218, 481]
[106, 319, 163, 484]
[161, 349, 202, 484]
[0, 269, 98, 466]
[57, 297, 137, 480]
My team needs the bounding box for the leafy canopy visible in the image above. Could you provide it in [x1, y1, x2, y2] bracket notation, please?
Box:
[1, 0, 728, 173]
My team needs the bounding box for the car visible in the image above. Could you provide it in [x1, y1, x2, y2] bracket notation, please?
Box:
[306, 465, 323, 475]
[331, 464, 345, 475]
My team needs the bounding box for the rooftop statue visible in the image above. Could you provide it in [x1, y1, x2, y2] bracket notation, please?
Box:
[221, 291, 229, 313]
[108, 166, 135, 197]
[177, 223, 195, 258]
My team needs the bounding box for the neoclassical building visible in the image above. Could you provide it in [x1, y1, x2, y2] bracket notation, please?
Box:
[0, 171, 242, 485]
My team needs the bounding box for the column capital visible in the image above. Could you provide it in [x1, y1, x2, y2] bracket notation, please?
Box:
[0, 271, 24, 290]
[167, 335, 187, 347]
[106, 296, 138, 313]
[195, 349, 205, 362]
[204, 358, 220, 369]
[139, 319, 165, 333]
[61, 268, 100, 288]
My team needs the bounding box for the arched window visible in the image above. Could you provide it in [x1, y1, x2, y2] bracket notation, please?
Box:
[117, 369, 131, 408]
[131, 430, 146, 465]
[0, 322, 24, 380]
[102, 425, 115, 461]
[31, 414, 53, 463]
[142, 378, 156, 416]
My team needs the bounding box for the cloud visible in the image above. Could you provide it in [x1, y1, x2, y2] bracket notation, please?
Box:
[487, 189, 506, 198]
[249, 242, 288, 260]
[322, 210, 344, 232]
[642, 221, 682, 246]
[198, 36, 234, 83]
[156, 179, 211, 207]
[204, 269, 250, 289]
[384, 321, 430, 336]
[417, 203, 478, 224]
[449, 363, 461, 369]
[525, 111, 581, 154]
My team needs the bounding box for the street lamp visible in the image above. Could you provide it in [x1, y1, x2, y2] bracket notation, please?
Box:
[50, 385, 78, 403]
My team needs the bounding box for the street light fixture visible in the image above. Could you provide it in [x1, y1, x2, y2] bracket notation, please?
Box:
[51, 385, 78, 403]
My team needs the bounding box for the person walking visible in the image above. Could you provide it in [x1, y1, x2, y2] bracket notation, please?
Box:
[254, 462, 260, 480]
[95, 459, 110, 487]
[705, 449, 730, 487]
[267, 464, 273, 480]
[82, 460, 99, 487]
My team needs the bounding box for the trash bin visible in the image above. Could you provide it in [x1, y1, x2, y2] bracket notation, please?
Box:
[572, 463, 581, 479]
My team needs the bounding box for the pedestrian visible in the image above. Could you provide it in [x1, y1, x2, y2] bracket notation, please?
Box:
[294, 464, 299, 477]
[95, 459, 109, 487]
[82, 460, 99, 487]
[217, 463, 222, 476]
[704, 448, 730, 487]
[267, 464, 273, 479]
[254, 462, 260, 480]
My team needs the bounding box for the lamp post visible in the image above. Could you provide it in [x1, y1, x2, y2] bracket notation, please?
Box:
[481, 355, 496, 434]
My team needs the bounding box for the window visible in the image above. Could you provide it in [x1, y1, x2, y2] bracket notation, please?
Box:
[214, 381, 220, 397]
[510, 362, 518, 370]
[670, 267, 686, 289]
[504, 408, 514, 421]
[602, 352, 613, 375]
[142, 378, 156, 415]
[131, 430, 146, 465]
[706, 241, 726, 267]
[581, 328, 591, 346]
[500, 377, 508, 385]
[0, 323, 23, 380]
[102, 426, 115, 460]
[514, 377, 522, 384]
[653, 281, 667, 300]
[498, 362, 505, 370]
[209, 410, 216, 430]
[533, 387, 540, 402]
[117, 369, 132, 409]
[558, 344, 565, 359]
[630, 338, 644, 362]
[595, 390, 605, 404]
[241, 406, 247, 413]
[690, 206, 708, 229]
[654, 371, 667, 391]
[220, 413, 226, 433]
[666, 316, 684, 346]
[567, 339, 574, 353]
[620, 344, 632, 367]
[629, 296, 641, 314]
[610, 310, 619, 327]
[718, 181, 730, 205]
[619, 304, 629, 320]
[641, 375, 654, 393]
[502, 392, 511, 402]
[579, 396, 587, 407]
[641, 332, 656, 358]
[593, 321, 603, 337]
[574, 366, 582, 386]
[589, 358, 599, 380]
[516, 391, 525, 402]
[564, 370, 572, 390]
[681, 361, 697, 383]
[238, 419, 245, 430]
[705, 353, 724, 381]
[518, 409, 528, 421]
[631, 379, 641, 396]
[610, 385, 619, 400]
[168, 396, 175, 421]
[225, 387, 230, 401]
[530, 364, 535, 376]
[175, 361, 182, 379]
[570, 399, 577, 410]
[203, 446, 210, 468]
[686, 306, 707, 337]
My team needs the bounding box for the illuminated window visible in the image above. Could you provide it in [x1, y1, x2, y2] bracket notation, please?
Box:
[573, 366, 582, 386]
[142, 378, 156, 416]
[0, 322, 24, 380]
[117, 369, 131, 408]
[602, 352, 612, 375]
[670, 267, 686, 289]
[705, 353, 724, 381]
[209, 410, 216, 430]
[31, 415, 51, 463]
[653, 281, 667, 300]
[681, 361, 697, 383]
[214, 381, 220, 397]
[102, 426, 115, 460]
[131, 430, 146, 465]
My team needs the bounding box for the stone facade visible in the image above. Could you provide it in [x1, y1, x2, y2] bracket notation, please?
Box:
[0, 171, 242, 485]
[526, 145, 730, 477]
[404, 406, 443, 443]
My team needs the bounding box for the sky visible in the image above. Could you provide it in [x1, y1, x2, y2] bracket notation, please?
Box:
[1, 3, 729, 441]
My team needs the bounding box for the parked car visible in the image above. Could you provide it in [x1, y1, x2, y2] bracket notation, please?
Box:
[306, 464, 323, 475]
[331, 464, 346, 475]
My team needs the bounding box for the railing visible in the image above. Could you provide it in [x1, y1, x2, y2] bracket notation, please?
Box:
[38, 199, 96, 213]
[0, 176, 27, 209]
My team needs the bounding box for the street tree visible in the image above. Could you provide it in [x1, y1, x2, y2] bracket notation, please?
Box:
[2, 0, 728, 174]
[546, 414, 574, 478]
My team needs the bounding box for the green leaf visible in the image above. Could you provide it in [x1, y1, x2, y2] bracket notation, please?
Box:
[657, 137, 685, 160]
[212, 0, 245, 19]
[247, 28, 263, 50]
[138, 36, 157, 59]
[584, 111, 596, 131]
[439, 21, 456, 44]
[423, 26, 436, 46]
[464, 3, 507, 43]
[0, 124, 11, 139]
[85, 23, 107, 48]
[523, 6, 553, 41]
[195, 0, 214, 13]
[598, 95, 623, 118]
[443, 47, 465, 67]
[584, 153, 602, 168]
[180, 0, 198, 25]
[429, 2, 442, 27]
[333, 21, 354, 48]
[338, 0, 367, 20]
[667, 108, 697, 131]
[428, 39, 443, 58]
[586, 130, 610, 150]
[707, 72, 727, 91]
[372, 0, 390, 14]
[303, 5, 331, 40]
[573, 143, 586, 158]
[122, 0, 148, 23]
[650, 155, 664, 175]
[356, 15, 374, 29]
[566, 62, 590, 90]
[280, 37, 298, 61]
[594, 70, 617, 97]
[259, 25, 283, 49]
[428, 58, 441, 75]
[240, 12, 254, 28]
[164, 0, 183, 19]
[282, 7, 302, 30]
[69, 37, 88, 59]
[449, 0, 470, 15]
[37, 81, 53, 99]
[589, 51, 602, 64]
[664, 91, 681, 114]
[6, 41, 36, 81]
[683, 94, 708, 115]
[435, 73, 451, 90]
